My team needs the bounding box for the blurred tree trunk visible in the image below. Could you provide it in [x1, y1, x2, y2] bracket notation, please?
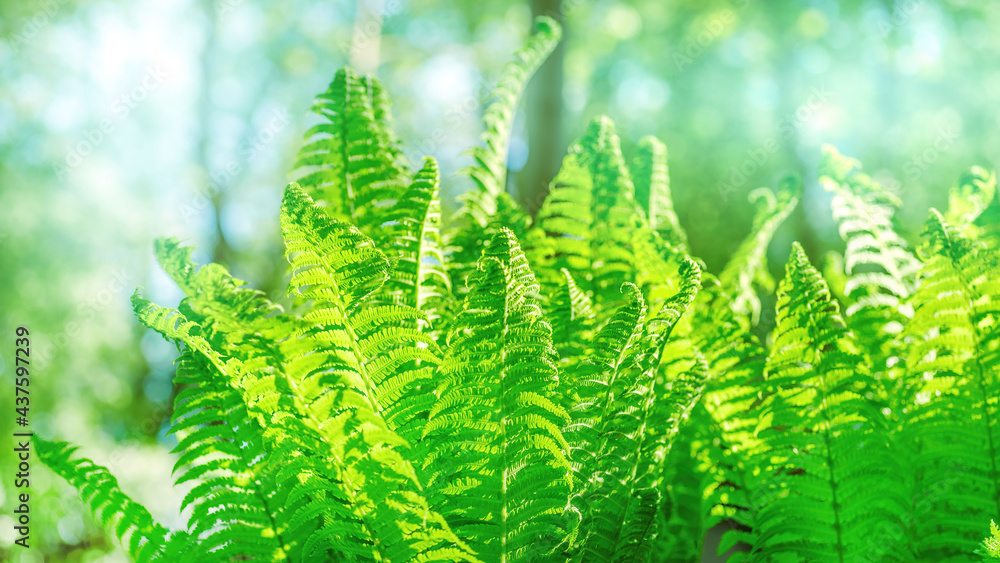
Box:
[519, 0, 564, 216]
[350, 0, 384, 74]
[198, 1, 231, 266]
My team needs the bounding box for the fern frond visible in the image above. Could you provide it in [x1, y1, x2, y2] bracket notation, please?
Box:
[422, 227, 573, 563]
[528, 152, 595, 289]
[569, 260, 703, 562]
[566, 283, 648, 561]
[750, 243, 909, 562]
[983, 520, 1000, 559]
[899, 210, 1000, 561]
[574, 116, 644, 312]
[378, 156, 452, 326]
[630, 135, 688, 251]
[142, 244, 301, 560]
[819, 145, 921, 366]
[685, 281, 769, 559]
[35, 438, 177, 562]
[281, 183, 440, 442]
[946, 166, 996, 239]
[134, 288, 480, 563]
[458, 16, 562, 224]
[718, 177, 800, 325]
[292, 68, 410, 237]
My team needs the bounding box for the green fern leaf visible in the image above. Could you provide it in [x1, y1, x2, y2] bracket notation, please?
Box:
[458, 16, 562, 224]
[569, 259, 702, 562]
[422, 227, 574, 563]
[819, 145, 921, 366]
[630, 135, 688, 251]
[281, 182, 440, 442]
[718, 177, 800, 325]
[750, 243, 909, 562]
[573, 116, 645, 312]
[946, 166, 996, 239]
[292, 68, 410, 237]
[899, 210, 1000, 561]
[35, 438, 177, 562]
[378, 156, 452, 326]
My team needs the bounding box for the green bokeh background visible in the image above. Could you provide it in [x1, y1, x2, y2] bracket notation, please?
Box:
[1, 0, 995, 560]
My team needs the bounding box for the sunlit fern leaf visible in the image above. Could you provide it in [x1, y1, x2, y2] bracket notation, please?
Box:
[751, 243, 909, 562]
[982, 520, 1000, 559]
[133, 291, 480, 563]
[131, 293, 364, 561]
[946, 166, 996, 239]
[630, 135, 688, 251]
[34, 438, 178, 563]
[566, 283, 648, 561]
[151, 240, 310, 560]
[457, 16, 562, 225]
[548, 267, 596, 370]
[974, 182, 1000, 248]
[169, 350, 301, 563]
[687, 285, 768, 560]
[142, 235, 476, 561]
[900, 210, 1000, 561]
[573, 116, 644, 312]
[292, 68, 410, 237]
[718, 177, 801, 326]
[448, 16, 562, 298]
[632, 259, 704, 491]
[281, 183, 440, 443]
[652, 403, 717, 563]
[528, 152, 594, 289]
[378, 157, 451, 324]
[634, 263, 708, 560]
[570, 262, 703, 562]
[422, 227, 574, 563]
[642, 348, 711, 563]
[818, 144, 921, 366]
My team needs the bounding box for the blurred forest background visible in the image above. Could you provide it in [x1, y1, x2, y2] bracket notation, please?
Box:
[1, 0, 996, 560]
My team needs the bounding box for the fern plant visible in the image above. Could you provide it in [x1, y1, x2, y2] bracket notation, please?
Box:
[36, 14, 1000, 563]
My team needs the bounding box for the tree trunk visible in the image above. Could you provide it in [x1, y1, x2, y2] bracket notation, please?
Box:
[519, 0, 564, 216]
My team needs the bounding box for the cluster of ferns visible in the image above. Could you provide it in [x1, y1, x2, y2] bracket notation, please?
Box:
[38, 17, 1000, 563]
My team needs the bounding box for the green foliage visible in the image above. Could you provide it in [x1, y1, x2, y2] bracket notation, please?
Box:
[458, 15, 562, 225]
[36, 16, 1000, 563]
[983, 520, 1000, 560]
